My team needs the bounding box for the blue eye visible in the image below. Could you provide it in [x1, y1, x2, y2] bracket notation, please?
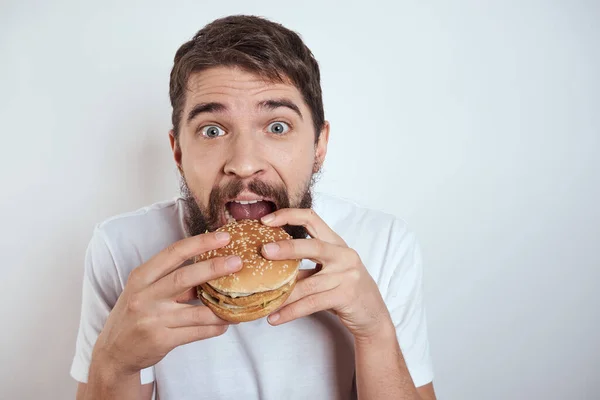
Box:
[267, 121, 290, 135]
[201, 125, 225, 138]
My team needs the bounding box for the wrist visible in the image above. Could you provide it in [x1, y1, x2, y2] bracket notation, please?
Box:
[354, 318, 396, 347]
[85, 352, 140, 400]
[90, 346, 138, 384]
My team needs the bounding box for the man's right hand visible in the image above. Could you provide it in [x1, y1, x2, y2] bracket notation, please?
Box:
[90, 231, 242, 377]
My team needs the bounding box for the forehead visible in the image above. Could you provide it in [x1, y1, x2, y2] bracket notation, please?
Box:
[184, 66, 306, 111]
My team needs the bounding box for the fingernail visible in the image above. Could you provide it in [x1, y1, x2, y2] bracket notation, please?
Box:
[263, 242, 280, 256]
[215, 232, 230, 241]
[225, 256, 242, 270]
[261, 214, 275, 224]
[268, 313, 280, 324]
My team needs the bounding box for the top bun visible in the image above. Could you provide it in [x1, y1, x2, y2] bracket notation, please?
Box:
[195, 219, 300, 295]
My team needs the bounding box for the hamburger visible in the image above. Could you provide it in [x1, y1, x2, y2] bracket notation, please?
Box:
[195, 219, 301, 323]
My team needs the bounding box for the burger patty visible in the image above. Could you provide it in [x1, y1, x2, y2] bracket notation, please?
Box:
[199, 279, 295, 308]
[199, 290, 283, 314]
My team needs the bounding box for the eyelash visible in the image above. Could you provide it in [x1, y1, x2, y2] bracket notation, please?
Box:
[267, 120, 293, 134]
[196, 122, 225, 137]
[196, 120, 294, 138]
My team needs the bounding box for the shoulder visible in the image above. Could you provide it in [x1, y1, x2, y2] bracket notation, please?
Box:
[95, 197, 185, 239]
[314, 191, 413, 246]
[314, 192, 418, 276]
[87, 197, 188, 278]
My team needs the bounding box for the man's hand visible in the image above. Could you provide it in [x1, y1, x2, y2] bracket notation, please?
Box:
[260, 209, 392, 341]
[261, 209, 434, 399]
[91, 231, 243, 377]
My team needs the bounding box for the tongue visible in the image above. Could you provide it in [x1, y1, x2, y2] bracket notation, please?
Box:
[227, 201, 274, 221]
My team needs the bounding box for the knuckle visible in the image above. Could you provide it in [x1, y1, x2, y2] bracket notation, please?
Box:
[126, 294, 144, 313]
[347, 248, 361, 263]
[288, 239, 298, 254]
[164, 242, 187, 263]
[193, 306, 209, 323]
[282, 238, 292, 251]
[206, 325, 228, 337]
[305, 295, 319, 312]
[127, 268, 144, 288]
[313, 239, 324, 254]
[208, 258, 221, 276]
[187, 326, 206, 340]
[283, 307, 296, 321]
[172, 269, 189, 289]
[164, 243, 178, 256]
[348, 269, 361, 283]
[303, 277, 318, 295]
[135, 317, 153, 336]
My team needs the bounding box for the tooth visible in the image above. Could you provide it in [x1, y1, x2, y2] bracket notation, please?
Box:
[233, 199, 263, 205]
[224, 208, 235, 223]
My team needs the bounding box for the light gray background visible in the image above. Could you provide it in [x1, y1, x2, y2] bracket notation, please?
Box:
[1, 1, 598, 399]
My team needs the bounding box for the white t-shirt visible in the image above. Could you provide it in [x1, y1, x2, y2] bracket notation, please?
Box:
[70, 192, 434, 399]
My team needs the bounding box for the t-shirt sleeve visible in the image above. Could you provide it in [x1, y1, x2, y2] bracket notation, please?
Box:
[70, 227, 155, 385]
[384, 227, 434, 388]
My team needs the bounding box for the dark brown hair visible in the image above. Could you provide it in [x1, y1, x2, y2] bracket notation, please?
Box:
[169, 15, 324, 142]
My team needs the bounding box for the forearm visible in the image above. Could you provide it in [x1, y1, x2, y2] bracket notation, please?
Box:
[82, 353, 143, 400]
[354, 321, 420, 400]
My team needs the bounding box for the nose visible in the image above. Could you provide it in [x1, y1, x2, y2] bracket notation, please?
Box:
[223, 132, 267, 179]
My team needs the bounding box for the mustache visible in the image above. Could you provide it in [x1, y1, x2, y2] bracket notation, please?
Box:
[181, 176, 312, 239]
[210, 180, 290, 209]
[203, 179, 292, 231]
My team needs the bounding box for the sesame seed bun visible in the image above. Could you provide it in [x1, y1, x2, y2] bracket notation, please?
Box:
[194, 219, 301, 322]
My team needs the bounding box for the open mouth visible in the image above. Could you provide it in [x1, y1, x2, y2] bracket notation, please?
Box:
[223, 199, 277, 224]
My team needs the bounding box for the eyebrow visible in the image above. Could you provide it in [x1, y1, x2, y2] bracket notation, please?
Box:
[186, 98, 304, 125]
[258, 99, 303, 120]
[186, 102, 228, 124]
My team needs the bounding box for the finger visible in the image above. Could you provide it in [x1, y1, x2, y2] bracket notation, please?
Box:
[281, 266, 323, 309]
[268, 289, 338, 326]
[297, 266, 321, 281]
[169, 325, 230, 347]
[284, 272, 343, 306]
[165, 304, 231, 328]
[131, 231, 233, 288]
[262, 238, 349, 267]
[150, 255, 242, 299]
[261, 208, 346, 246]
[175, 288, 197, 304]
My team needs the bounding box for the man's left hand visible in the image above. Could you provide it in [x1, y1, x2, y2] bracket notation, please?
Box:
[260, 208, 393, 340]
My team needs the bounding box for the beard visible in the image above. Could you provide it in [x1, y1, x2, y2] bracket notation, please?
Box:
[180, 172, 319, 240]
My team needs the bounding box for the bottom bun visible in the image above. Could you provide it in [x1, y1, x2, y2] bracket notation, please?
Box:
[198, 281, 296, 323]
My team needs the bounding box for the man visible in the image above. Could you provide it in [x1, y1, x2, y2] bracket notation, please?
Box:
[71, 15, 436, 400]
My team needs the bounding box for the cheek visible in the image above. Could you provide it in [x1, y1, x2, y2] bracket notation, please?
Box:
[181, 143, 222, 202]
[266, 137, 314, 166]
[263, 138, 315, 187]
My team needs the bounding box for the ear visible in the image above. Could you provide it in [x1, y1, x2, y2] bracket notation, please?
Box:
[313, 121, 330, 173]
[169, 129, 183, 174]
